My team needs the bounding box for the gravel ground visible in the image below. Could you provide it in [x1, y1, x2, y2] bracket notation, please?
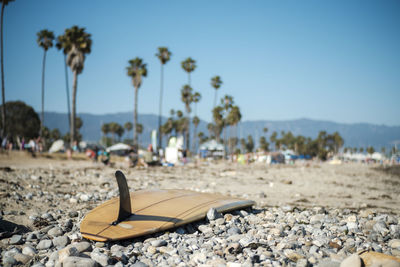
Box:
[1, 152, 399, 266]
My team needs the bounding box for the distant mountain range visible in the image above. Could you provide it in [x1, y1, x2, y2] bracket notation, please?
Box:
[44, 111, 400, 150]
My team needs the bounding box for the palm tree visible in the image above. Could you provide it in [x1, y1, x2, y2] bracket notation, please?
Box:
[226, 105, 241, 155]
[56, 34, 72, 131]
[124, 122, 133, 139]
[37, 29, 55, 136]
[211, 76, 222, 108]
[127, 57, 147, 147]
[181, 57, 196, 85]
[181, 84, 193, 150]
[156, 47, 171, 149]
[136, 123, 143, 147]
[192, 116, 200, 153]
[191, 91, 201, 152]
[58, 26, 92, 148]
[0, 0, 13, 138]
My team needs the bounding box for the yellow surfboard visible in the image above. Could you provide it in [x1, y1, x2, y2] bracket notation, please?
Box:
[80, 171, 255, 241]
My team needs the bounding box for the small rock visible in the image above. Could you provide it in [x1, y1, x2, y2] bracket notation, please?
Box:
[227, 227, 241, 235]
[207, 208, 222, 221]
[68, 211, 78, 218]
[36, 239, 53, 250]
[147, 246, 157, 255]
[13, 253, 32, 264]
[58, 247, 79, 263]
[9, 234, 23, 245]
[48, 227, 63, 237]
[22, 246, 37, 257]
[90, 251, 110, 266]
[132, 262, 149, 267]
[224, 243, 241, 254]
[150, 239, 167, 247]
[71, 241, 92, 252]
[95, 242, 105, 248]
[63, 256, 97, 267]
[374, 221, 389, 235]
[53, 236, 70, 248]
[340, 254, 362, 267]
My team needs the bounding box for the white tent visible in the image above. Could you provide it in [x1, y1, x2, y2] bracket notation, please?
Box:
[106, 143, 131, 152]
[199, 140, 224, 151]
[49, 140, 65, 153]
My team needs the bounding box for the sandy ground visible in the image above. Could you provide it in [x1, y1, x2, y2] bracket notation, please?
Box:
[1, 151, 399, 228]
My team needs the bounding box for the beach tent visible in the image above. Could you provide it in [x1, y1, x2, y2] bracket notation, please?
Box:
[106, 143, 131, 152]
[49, 140, 65, 153]
[199, 139, 224, 158]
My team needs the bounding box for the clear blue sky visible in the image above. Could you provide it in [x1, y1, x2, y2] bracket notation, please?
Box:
[4, 0, 400, 125]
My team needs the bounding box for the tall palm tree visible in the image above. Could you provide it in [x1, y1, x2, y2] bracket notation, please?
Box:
[37, 29, 54, 136]
[155, 47, 171, 149]
[211, 76, 222, 108]
[58, 26, 92, 148]
[0, 0, 13, 137]
[124, 122, 132, 140]
[191, 91, 201, 152]
[56, 34, 72, 131]
[181, 84, 193, 150]
[127, 57, 147, 147]
[181, 57, 196, 85]
[226, 105, 242, 154]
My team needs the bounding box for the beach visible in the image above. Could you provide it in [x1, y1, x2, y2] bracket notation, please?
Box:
[1, 152, 399, 266]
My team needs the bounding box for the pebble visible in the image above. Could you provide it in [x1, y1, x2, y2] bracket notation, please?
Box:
[22, 245, 37, 256]
[63, 256, 97, 267]
[53, 235, 70, 248]
[90, 251, 110, 266]
[13, 252, 32, 264]
[2, 166, 399, 267]
[48, 226, 63, 237]
[36, 239, 53, 250]
[9, 234, 23, 245]
[207, 207, 222, 220]
[150, 239, 167, 247]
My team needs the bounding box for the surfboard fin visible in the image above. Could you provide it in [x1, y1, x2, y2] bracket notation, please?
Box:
[112, 171, 132, 225]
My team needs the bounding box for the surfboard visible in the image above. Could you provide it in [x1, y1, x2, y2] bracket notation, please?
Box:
[80, 171, 255, 241]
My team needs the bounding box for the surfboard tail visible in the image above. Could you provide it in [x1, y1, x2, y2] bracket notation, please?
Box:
[113, 171, 132, 225]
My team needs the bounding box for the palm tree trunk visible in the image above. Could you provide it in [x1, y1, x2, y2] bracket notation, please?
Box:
[70, 71, 78, 149]
[213, 90, 218, 108]
[158, 64, 163, 150]
[40, 50, 47, 136]
[0, 2, 6, 137]
[134, 87, 138, 147]
[63, 54, 71, 130]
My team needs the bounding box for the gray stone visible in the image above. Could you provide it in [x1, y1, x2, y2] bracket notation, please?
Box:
[36, 239, 53, 250]
[48, 227, 63, 237]
[373, 221, 389, 235]
[9, 234, 23, 245]
[151, 239, 167, 247]
[227, 227, 242, 235]
[2, 256, 17, 266]
[53, 236, 70, 248]
[132, 262, 149, 267]
[90, 251, 110, 266]
[207, 208, 222, 221]
[63, 256, 97, 267]
[32, 263, 45, 267]
[22, 246, 37, 257]
[71, 241, 92, 252]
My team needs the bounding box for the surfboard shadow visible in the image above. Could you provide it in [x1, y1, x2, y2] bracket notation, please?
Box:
[124, 214, 183, 224]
